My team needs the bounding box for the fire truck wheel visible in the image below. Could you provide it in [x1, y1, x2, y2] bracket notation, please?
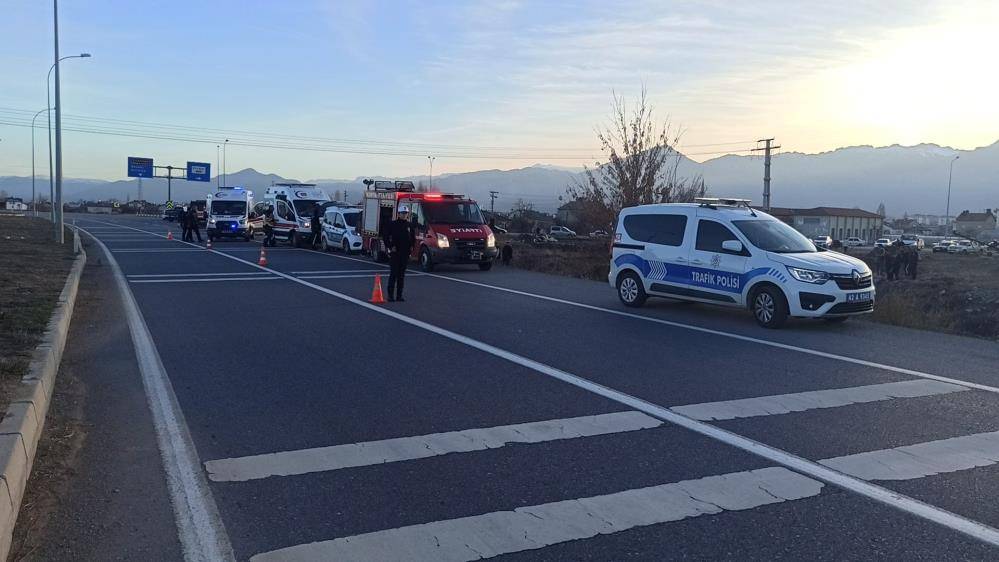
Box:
[420, 248, 435, 272]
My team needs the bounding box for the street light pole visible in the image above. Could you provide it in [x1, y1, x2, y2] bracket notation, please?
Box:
[30, 108, 48, 217]
[946, 155, 960, 233]
[53, 0, 65, 242]
[46, 51, 91, 225]
[427, 155, 435, 192]
[216, 144, 221, 187]
[223, 138, 229, 187]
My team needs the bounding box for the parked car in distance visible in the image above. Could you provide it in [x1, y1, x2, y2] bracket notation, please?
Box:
[491, 225, 508, 234]
[932, 240, 956, 252]
[589, 229, 609, 238]
[812, 235, 832, 249]
[843, 237, 866, 247]
[875, 238, 892, 248]
[900, 234, 925, 250]
[948, 239, 979, 254]
[550, 225, 577, 239]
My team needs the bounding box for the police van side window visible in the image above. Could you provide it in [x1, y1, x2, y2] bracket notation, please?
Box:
[622, 214, 686, 246]
[696, 220, 747, 254]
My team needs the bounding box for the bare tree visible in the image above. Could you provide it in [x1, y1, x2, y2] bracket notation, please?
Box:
[567, 88, 705, 229]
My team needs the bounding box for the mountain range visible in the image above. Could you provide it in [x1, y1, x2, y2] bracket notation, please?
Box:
[2, 142, 996, 217]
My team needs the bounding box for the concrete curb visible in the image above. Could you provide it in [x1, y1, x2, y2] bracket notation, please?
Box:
[0, 228, 87, 559]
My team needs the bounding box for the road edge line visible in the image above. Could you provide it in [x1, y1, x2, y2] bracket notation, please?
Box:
[80, 228, 235, 562]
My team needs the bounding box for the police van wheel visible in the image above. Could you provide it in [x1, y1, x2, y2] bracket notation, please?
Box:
[420, 248, 435, 272]
[342, 240, 351, 255]
[478, 261, 493, 271]
[617, 272, 647, 307]
[751, 286, 788, 329]
[320, 235, 329, 252]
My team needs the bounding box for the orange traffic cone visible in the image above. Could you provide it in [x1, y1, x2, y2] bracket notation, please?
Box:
[166, 231, 173, 240]
[258, 247, 268, 266]
[206, 238, 213, 250]
[369, 274, 387, 304]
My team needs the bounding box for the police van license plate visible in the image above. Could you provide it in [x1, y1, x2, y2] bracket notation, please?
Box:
[847, 291, 873, 302]
[469, 251, 483, 260]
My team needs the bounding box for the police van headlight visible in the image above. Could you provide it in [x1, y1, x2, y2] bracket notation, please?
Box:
[302, 221, 311, 229]
[436, 232, 450, 248]
[786, 266, 830, 284]
[209, 218, 216, 224]
[486, 233, 496, 248]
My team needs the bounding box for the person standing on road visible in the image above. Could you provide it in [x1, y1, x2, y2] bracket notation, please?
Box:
[384, 204, 414, 302]
[311, 206, 323, 250]
[906, 245, 919, 279]
[186, 201, 203, 243]
[263, 205, 276, 247]
[179, 206, 192, 241]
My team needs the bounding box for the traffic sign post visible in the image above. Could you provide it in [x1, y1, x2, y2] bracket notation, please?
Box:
[127, 157, 154, 178]
[187, 162, 211, 182]
[125, 157, 212, 204]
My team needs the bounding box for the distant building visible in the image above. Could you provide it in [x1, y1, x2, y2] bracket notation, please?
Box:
[767, 206, 883, 242]
[556, 200, 585, 227]
[953, 209, 996, 236]
[1, 197, 27, 211]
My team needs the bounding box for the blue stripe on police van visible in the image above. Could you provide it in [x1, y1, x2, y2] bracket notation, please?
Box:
[614, 254, 772, 294]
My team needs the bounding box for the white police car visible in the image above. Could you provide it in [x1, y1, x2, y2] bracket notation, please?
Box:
[321, 205, 363, 254]
[609, 198, 875, 328]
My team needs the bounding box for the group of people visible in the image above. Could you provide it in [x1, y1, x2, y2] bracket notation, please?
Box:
[872, 239, 919, 280]
[177, 203, 203, 243]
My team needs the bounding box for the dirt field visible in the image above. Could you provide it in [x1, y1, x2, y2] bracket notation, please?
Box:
[503, 237, 999, 340]
[0, 217, 75, 412]
[848, 249, 999, 340]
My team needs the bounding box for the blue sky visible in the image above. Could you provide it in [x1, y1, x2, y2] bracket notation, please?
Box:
[1, 0, 997, 181]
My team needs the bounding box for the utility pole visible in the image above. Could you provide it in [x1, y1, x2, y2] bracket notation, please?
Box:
[945, 155, 959, 233]
[137, 177, 143, 202]
[489, 190, 499, 214]
[427, 156, 436, 192]
[53, 0, 64, 243]
[751, 138, 780, 211]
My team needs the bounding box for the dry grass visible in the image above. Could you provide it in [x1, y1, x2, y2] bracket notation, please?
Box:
[0, 217, 74, 411]
[500, 236, 610, 281]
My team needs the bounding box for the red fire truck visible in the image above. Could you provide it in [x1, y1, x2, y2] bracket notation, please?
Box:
[361, 181, 498, 271]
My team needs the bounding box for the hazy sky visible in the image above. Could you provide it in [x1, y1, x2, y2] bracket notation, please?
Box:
[1, 0, 996, 181]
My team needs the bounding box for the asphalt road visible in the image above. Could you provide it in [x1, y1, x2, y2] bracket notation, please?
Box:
[49, 213, 999, 560]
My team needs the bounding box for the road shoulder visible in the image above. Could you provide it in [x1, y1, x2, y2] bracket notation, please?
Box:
[10, 236, 182, 560]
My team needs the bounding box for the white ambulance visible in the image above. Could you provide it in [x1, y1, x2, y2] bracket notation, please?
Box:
[609, 198, 875, 328]
[252, 183, 331, 247]
[206, 187, 254, 241]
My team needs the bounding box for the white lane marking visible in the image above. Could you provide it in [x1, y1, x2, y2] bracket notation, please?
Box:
[128, 272, 275, 278]
[79, 228, 235, 561]
[299, 248, 999, 396]
[297, 273, 425, 280]
[81, 220, 999, 546]
[129, 276, 283, 284]
[205, 411, 662, 482]
[672, 380, 969, 421]
[821, 430, 999, 481]
[250, 467, 823, 561]
[290, 269, 387, 274]
[112, 248, 204, 253]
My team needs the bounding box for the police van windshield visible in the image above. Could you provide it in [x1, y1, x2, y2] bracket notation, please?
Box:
[343, 212, 360, 228]
[293, 200, 324, 218]
[423, 202, 484, 225]
[211, 201, 246, 215]
[732, 219, 817, 253]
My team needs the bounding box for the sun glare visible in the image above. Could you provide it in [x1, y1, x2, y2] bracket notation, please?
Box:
[830, 14, 999, 147]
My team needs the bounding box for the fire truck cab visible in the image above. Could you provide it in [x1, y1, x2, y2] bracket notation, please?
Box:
[361, 181, 498, 271]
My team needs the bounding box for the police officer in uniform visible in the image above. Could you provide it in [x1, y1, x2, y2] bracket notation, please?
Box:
[185, 202, 203, 243]
[384, 204, 414, 302]
[263, 205, 277, 247]
[311, 206, 323, 250]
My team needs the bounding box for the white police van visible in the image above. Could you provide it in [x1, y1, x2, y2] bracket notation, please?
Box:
[610, 198, 875, 328]
[206, 187, 254, 241]
[320, 204, 363, 254]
